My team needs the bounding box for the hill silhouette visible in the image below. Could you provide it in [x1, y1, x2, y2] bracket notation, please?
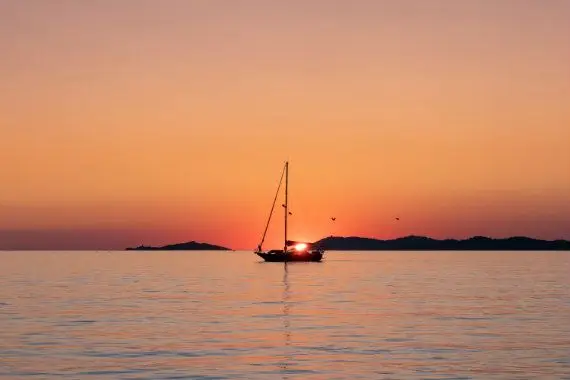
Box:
[124, 235, 570, 251]
[312, 235, 570, 251]
[125, 241, 230, 251]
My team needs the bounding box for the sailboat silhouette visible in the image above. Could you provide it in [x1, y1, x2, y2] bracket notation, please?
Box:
[255, 161, 324, 262]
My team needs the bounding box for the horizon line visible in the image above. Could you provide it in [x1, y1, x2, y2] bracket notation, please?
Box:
[2, 234, 570, 251]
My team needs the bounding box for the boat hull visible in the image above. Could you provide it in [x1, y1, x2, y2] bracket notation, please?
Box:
[255, 250, 323, 262]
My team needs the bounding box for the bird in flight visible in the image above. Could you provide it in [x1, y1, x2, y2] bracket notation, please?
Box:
[395, 217, 400, 221]
[331, 217, 336, 221]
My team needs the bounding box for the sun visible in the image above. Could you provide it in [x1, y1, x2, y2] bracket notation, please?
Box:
[294, 243, 308, 251]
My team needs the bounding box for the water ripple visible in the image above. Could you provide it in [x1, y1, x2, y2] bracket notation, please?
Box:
[1, 251, 569, 379]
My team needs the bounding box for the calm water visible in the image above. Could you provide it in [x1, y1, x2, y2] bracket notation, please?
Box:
[1, 251, 569, 379]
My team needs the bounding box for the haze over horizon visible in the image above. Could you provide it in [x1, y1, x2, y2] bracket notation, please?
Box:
[1, 1, 569, 250]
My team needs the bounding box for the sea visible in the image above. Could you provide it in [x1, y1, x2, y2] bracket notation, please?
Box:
[1, 251, 569, 379]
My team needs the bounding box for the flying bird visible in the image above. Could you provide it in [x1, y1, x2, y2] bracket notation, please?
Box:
[395, 217, 400, 221]
[331, 217, 336, 221]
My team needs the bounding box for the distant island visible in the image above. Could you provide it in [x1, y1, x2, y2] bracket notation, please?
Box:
[312, 236, 570, 251]
[124, 235, 570, 251]
[125, 241, 231, 251]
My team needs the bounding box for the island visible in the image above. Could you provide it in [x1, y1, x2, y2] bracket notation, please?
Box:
[311, 235, 570, 251]
[124, 235, 570, 251]
[125, 241, 231, 251]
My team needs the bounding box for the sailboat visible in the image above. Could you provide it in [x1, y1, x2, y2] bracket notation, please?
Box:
[254, 161, 324, 262]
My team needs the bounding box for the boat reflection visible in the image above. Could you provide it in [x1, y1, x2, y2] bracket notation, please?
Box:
[280, 262, 292, 378]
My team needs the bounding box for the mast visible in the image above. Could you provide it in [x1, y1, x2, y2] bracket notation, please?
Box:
[284, 161, 289, 252]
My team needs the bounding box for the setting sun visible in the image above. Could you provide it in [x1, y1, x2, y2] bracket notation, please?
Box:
[294, 243, 308, 251]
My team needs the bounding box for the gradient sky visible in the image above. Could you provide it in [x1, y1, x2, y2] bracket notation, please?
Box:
[1, 0, 569, 250]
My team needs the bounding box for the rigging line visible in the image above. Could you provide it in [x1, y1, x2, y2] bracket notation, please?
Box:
[258, 162, 287, 250]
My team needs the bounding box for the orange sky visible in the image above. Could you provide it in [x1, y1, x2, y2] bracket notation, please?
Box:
[1, 1, 569, 249]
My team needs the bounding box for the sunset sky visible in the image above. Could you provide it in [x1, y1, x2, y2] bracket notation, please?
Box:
[1, 0, 569, 250]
